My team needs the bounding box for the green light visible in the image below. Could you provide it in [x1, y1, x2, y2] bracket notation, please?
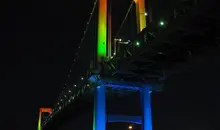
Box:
[136, 42, 140, 46]
[160, 21, 164, 26]
[97, 0, 107, 62]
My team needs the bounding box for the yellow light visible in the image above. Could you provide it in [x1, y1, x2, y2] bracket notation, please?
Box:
[128, 125, 132, 129]
[97, 0, 107, 62]
[134, 0, 146, 32]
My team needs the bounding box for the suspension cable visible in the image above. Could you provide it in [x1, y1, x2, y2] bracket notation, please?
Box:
[45, 0, 99, 124]
[81, 0, 98, 42]
[116, 0, 135, 37]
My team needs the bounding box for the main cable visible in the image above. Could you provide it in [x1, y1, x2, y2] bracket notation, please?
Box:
[44, 0, 99, 125]
[57, 0, 98, 106]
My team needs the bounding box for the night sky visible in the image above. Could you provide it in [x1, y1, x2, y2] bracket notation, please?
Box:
[2, 0, 94, 129]
[3, 0, 127, 129]
[1, 0, 219, 130]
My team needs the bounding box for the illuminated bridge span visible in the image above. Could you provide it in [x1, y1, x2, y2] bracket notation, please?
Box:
[38, 0, 219, 130]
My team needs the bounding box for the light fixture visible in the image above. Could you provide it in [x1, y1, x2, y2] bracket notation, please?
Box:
[128, 125, 132, 129]
[159, 21, 164, 26]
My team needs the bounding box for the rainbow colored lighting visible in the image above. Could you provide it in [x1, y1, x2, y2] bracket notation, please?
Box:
[97, 0, 107, 62]
[37, 108, 52, 130]
[134, 0, 147, 32]
[93, 94, 96, 130]
[93, 86, 106, 130]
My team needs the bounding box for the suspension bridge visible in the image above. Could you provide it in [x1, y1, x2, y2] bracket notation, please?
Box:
[37, 0, 219, 130]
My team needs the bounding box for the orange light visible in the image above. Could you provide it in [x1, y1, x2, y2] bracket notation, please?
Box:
[128, 125, 133, 129]
[38, 108, 52, 130]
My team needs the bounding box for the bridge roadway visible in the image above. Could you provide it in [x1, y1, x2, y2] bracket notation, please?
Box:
[43, 1, 220, 130]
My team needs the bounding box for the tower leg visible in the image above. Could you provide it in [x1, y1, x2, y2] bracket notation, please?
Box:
[38, 109, 42, 130]
[93, 86, 106, 130]
[97, 0, 107, 62]
[135, 0, 147, 33]
[140, 86, 152, 130]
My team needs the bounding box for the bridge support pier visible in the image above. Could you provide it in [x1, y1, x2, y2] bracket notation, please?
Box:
[93, 86, 106, 130]
[141, 86, 152, 130]
[92, 84, 153, 130]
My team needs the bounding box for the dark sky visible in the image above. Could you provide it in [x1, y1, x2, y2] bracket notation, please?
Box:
[2, 0, 128, 130]
[1, 0, 94, 129]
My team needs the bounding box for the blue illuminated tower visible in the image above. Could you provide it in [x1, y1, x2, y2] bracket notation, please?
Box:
[93, 84, 153, 130]
[89, 75, 160, 130]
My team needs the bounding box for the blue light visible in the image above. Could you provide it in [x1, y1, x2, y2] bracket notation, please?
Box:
[141, 86, 152, 130]
[107, 115, 142, 124]
[93, 86, 106, 130]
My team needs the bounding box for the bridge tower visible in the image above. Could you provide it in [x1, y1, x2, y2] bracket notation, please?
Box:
[134, 0, 147, 33]
[93, 84, 153, 130]
[37, 108, 52, 130]
[95, 0, 151, 130]
[97, 0, 147, 62]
